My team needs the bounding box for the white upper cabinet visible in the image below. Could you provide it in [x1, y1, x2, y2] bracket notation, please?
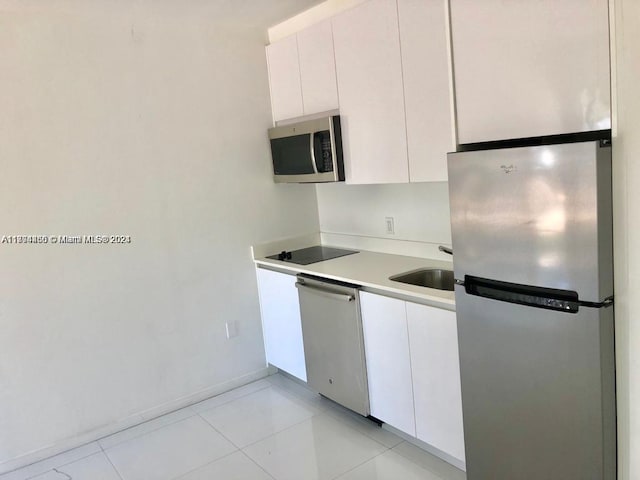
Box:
[266, 35, 304, 122]
[256, 268, 307, 382]
[398, 0, 454, 182]
[407, 302, 465, 463]
[450, 0, 611, 144]
[297, 20, 339, 115]
[360, 292, 416, 436]
[267, 0, 456, 183]
[267, 20, 338, 123]
[332, 0, 409, 184]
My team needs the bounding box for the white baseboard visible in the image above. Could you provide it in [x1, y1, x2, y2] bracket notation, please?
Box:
[0, 367, 272, 475]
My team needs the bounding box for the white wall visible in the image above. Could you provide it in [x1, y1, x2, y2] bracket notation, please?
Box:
[0, 0, 320, 471]
[611, 0, 640, 477]
[316, 182, 452, 258]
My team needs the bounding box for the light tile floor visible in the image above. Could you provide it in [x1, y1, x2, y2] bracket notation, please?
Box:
[0, 374, 466, 480]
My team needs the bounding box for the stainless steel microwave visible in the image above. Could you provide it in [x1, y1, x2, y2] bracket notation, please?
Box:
[268, 115, 345, 183]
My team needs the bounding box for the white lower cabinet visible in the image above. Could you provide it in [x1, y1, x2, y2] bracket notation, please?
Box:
[406, 302, 465, 463]
[360, 292, 416, 436]
[255, 268, 307, 382]
[256, 269, 464, 463]
[361, 292, 465, 464]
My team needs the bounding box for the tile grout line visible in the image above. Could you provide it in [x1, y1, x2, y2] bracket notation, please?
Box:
[329, 448, 391, 480]
[5, 376, 457, 480]
[390, 441, 465, 480]
[215, 386, 400, 480]
[97, 411, 199, 452]
[268, 375, 405, 450]
[51, 468, 71, 480]
[98, 442, 126, 480]
[197, 405, 309, 452]
[238, 450, 278, 480]
[236, 406, 389, 454]
[218, 394, 377, 480]
[321, 407, 403, 450]
[19, 447, 102, 480]
[165, 412, 246, 480]
[169, 450, 240, 480]
[332, 445, 456, 480]
[195, 412, 242, 451]
[5, 382, 268, 480]
[266, 383, 331, 412]
[22, 382, 271, 480]
[265, 378, 334, 413]
[98, 381, 272, 452]
[188, 405, 394, 480]
[149, 380, 398, 480]
[190, 382, 273, 415]
[224, 407, 329, 452]
[195, 380, 329, 451]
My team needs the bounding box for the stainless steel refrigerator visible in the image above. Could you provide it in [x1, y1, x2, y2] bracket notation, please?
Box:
[447, 140, 616, 480]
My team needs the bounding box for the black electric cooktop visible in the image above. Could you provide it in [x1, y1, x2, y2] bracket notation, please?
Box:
[266, 246, 359, 265]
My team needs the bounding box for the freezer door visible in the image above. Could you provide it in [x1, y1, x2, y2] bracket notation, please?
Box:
[447, 141, 612, 302]
[455, 286, 616, 480]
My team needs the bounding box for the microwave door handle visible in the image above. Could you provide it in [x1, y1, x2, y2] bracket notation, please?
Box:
[309, 133, 319, 174]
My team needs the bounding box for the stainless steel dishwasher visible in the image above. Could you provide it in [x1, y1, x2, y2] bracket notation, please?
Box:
[295, 274, 370, 416]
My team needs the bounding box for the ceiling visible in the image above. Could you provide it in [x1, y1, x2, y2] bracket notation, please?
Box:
[0, 0, 326, 32]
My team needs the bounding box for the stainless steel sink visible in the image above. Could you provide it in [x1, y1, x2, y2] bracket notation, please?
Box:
[389, 268, 455, 291]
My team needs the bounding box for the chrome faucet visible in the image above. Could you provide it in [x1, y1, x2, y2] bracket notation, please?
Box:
[438, 245, 453, 255]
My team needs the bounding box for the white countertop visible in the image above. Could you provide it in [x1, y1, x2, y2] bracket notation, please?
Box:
[254, 247, 455, 310]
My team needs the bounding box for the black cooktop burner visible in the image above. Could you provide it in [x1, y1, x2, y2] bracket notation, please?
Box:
[266, 246, 359, 265]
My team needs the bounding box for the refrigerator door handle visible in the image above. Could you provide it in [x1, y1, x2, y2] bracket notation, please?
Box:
[464, 275, 580, 313]
[579, 296, 614, 309]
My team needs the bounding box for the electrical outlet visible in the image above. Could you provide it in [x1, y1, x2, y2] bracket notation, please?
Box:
[385, 217, 395, 235]
[225, 321, 238, 339]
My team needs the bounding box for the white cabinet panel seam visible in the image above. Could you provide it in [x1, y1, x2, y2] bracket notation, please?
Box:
[444, 0, 459, 149]
[395, 0, 412, 183]
[296, 35, 306, 115]
[404, 300, 418, 428]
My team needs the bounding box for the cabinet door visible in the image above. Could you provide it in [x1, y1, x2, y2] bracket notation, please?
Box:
[266, 34, 304, 122]
[450, 0, 611, 143]
[407, 302, 465, 462]
[332, 0, 409, 184]
[297, 19, 339, 115]
[360, 292, 416, 436]
[398, 0, 454, 182]
[256, 268, 307, 381]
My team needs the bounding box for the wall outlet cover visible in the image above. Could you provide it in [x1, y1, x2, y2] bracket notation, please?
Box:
[225, 321, 238, 339]
[385, 216, 395, 235]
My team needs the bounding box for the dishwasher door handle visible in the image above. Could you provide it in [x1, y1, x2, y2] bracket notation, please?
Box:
[295, 282, 355, 302]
